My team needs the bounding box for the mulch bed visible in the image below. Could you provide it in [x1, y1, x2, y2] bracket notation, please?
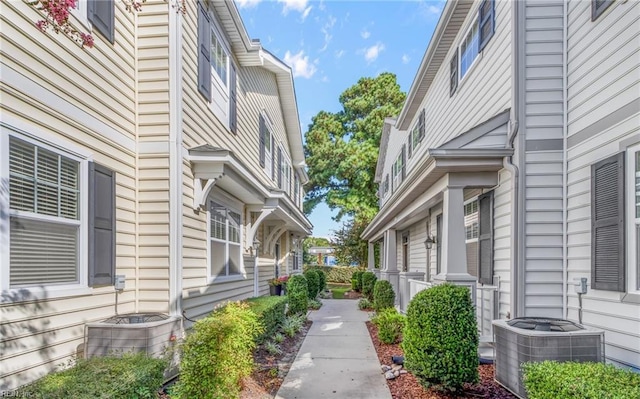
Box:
[240, 319, 312, 398]
[343, 290, 362, 299]
[366, 321, 516, 399]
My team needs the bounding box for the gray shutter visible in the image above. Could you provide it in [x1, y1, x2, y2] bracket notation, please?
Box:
[479, 0, 495, 51]
[401, 144, 406, 180]
[271, 136, 275, 180]
[88, 163, 115, 287]
[229, 62, 237, 134]
[259, 116, 266, 167]
[450, 49, 458, 96]
[197, 1, 212, 102]
[478, 191, 494, 285]
[88, 0, 114, 43]
[591, 152, 625, 292]
[419, 109, 425, 141]
[407, 135, 412, 159]
[277, 147, 283, 189]
[436, 214, 442, 275]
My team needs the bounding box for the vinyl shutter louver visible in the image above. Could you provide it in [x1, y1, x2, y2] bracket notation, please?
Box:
[229, 62, 237, 134]
[277, 147, 283, 189]
[88, 0, 114, 43]
[478, 191, 494, 285]
[197, 1, 212, 102]
[418, 109, 425, 141]
[89, 162, 116, 287]
[271, 137, 276, 180]
[259, 115, 266, 167]
[479, 0, 495, 51]
[407, 135, 412, 159]
[401, 144, 406, 180]
[450, 49, 458, 96]
[591, 153, 625, 292]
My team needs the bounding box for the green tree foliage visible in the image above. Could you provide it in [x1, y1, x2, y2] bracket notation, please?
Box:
[332, 218, 369, 266]
[304, 73, 406, 223]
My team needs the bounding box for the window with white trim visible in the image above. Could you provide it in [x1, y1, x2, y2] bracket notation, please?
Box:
[409, 110, 425, 157]
[264, 132, 274, 178]
[627, 144, 640, 292]
[210, 30, 228, 87]
[464, 200, 479, 241]
[392, 152, 404, 191]
[460, 21, 479, 80]
[209, 200, 242, 279]
[7, 136, 81, 287]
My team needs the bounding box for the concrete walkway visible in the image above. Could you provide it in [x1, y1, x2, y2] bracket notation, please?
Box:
[275, 299, 392, 399]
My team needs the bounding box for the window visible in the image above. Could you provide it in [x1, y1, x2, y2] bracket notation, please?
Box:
[409, 109, 425, 158]
[627, 145, 640, 292]
[592, 0, 613, 21]
[209, 200, 242, 280]
[460, 21, 479, 80]
[392, 145, 406, 191]
[279, 150, 292, 196]
[383, 174, 390, 197]
[259, 115, 275, 180]
[464, 200, 479, 241]
[294, 174, 300, 206]
[197, 3, 237, 130]
[7, 136, 81, 287]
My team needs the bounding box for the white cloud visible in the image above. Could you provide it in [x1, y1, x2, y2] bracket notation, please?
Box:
[402, 54, 410, 64]
[335, 49, 345, 59]
[319, 15, 336, 52]
[284, 50, 317, 78]
[362, 42, 385, 63]
[361, 29, 370, 39]
[321, 75, 329, 83]
[278, 0, 309, 15]
[301, 6, 313, 21]
[236, 0, 262, 9]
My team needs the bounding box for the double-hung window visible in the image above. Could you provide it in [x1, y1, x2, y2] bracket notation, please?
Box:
[628, 145, 640, 293]
[259, 114, 275, 180]
[409, 109, 425, 157]
[209, 200, 242, 280]
[7, 136, 81, 287]
[464, 200, 479, 241]
[460, 21, 479, 80]
[392, 147, 405, 191]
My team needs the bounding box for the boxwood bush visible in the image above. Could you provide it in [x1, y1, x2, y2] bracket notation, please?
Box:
[373, 279, 395, 311]
[286, 274, 308, 315]
[16, 352, 166, 399]
[403, 284, 478, 391]
[522, 361, 640, 399]
[173, 302, 263, 399]
[361, 271, 377, 301]
[352, 270, 364, 291]
[316, 269, 327, 293]
[303, 269, 320, 300]
[246, 295, 288, 343]
[372, 308, 405, 344]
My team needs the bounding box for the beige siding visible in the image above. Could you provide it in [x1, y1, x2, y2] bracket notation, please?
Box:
[565, 0, 640, 368]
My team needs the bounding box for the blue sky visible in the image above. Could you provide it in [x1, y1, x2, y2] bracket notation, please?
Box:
[236, 0, 443, 239]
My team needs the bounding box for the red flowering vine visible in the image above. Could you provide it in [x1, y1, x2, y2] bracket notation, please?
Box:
[29, 0, 94, 47]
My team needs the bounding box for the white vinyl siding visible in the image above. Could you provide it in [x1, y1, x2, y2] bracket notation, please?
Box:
[7, 136, 82, 288]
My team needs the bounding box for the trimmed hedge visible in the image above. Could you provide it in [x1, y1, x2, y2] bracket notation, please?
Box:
[286, 274, 308, 315]
[246, 295, 288, 343]
[373, 279, 395, 311]
[361, 271, 377, 301]
[304, 269, 320, 300]
[522, 361, 640, 399]
[303, 265, 362, 284]
[372, 308, 405, 344]
[17, 352, 167, 399]
[173, 302, 263, 399]
[403, 284, 478, 391]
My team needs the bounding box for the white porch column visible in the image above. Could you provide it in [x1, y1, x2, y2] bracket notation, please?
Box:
[367, 242, 375, 271]
[434, 187, 476, 294]
[381, 229, 400, 306]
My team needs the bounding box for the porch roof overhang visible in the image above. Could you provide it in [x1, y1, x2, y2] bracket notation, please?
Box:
[188, 146, 312, 247]
[361, 147, 512, 242]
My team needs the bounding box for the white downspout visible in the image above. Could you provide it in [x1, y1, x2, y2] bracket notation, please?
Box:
[168, 5, 183, 316]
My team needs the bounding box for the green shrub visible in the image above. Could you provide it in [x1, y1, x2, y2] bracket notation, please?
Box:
[522, 361, 640, 399]
[173, 302, 263, 399]
[351, 277, 358, 291]
[353, 270, 364, 291]
[17, 352, 166, 399]
[304, 269, 320, 300]
[308, 299, 322, 310]
[373, 279, 395, 311]
[316, 269, 327, 292]
[286, 274, 308, 315]
[282, 314, 306, 337]
[246, 295, 288, 343]
[303, 265, 361, 284]
[361, 271, 377, 301]
[372, 308, 405, 344]
[358, 297, 373, 310]
[403, 284, 478, 391]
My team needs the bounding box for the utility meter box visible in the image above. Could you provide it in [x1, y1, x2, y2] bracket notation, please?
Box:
[115, 275, 126, 290]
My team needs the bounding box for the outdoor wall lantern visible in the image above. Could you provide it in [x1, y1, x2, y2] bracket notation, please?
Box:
[252, 239, 261, 257]
[424, 235, 436, 250]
